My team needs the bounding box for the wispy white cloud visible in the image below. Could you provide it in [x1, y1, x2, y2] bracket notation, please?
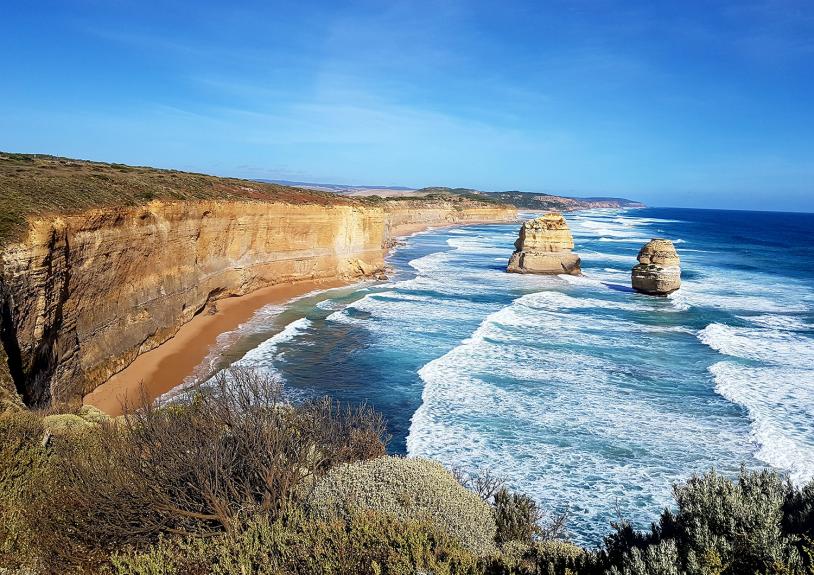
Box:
[4, 0, 812, 208]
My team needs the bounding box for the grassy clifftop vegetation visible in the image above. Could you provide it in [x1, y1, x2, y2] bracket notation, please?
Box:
[3, 369, 814, 574]
[0, 153, 355, 244]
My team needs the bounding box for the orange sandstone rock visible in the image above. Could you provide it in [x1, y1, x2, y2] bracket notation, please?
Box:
[631, 239, 681, 295]
[507, 213, 581, 275]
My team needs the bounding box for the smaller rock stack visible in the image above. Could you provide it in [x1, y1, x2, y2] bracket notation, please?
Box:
[507, 213, 581, 275]
[631, 239, 681, 295]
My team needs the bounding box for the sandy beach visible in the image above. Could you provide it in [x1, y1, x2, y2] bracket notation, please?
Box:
[83, 278, 348, 416]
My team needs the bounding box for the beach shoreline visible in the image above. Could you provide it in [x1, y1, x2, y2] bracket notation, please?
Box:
[83, 278, 349, 415]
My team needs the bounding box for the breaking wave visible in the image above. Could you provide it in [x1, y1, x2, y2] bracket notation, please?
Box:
[225, 207, 814, 544]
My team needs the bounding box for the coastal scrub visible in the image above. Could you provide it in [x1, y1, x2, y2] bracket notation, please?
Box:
[308, 456, 498, 555]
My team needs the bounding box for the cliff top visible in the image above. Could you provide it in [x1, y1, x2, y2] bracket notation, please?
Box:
[636, 238, 680, 266]
[414, 187, 644, 211]
[524, 212, 569, 230]
[0, 153, 507, 244]
[0, 152, 358, 243]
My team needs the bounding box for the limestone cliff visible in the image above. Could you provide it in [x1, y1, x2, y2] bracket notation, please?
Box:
[507, 213, 581, 275]
[631, 239, 681, 295]
[0, 199, 514, 406]
[384, 201, 513, 238]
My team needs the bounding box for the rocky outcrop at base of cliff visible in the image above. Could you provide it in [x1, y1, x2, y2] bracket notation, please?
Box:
[507, 213, 581, 275]
[631, 239, 681, 295]
[0, 199, 515, 406]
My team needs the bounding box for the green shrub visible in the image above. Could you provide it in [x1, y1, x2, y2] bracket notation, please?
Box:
[26, 369, 388, 571]
[490, 539, 589, 575]
[670, 469, 802, 574]
[41, 412, 96, 435]
[77, 404, 111, 425]
[494, 487, 542, 545]
[109, 510, 481, 575]
[308, 456, 498, 555]
[532, 540, 587, 570]
[785, 484, 814, 572]
[0, 410, 47, 570]
[607, 539, 681, 575]
[596, 469, 808, 575]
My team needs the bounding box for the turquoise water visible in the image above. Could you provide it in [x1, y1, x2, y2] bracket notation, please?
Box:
[183, 208, 814, 544]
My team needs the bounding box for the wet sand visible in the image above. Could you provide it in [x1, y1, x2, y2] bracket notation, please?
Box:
[83, 278, 347, 415]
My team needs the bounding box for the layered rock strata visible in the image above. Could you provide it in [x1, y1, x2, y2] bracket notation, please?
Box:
[631, 239, 681, 295]
[0, 199, 514, 406]
[506, 213, 581, 275]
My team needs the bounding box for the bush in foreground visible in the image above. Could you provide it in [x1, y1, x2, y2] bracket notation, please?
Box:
[597, 468, 811, 575]
[109, 510, 482, 575]
[17, 369, 389, 571]
[5, 368, 814, 575]
[0, 410, 48, 571]
[308, 455, 498, 555]
[487, 539, 589, 574]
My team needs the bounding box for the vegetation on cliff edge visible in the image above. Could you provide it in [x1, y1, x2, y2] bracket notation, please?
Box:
[2, 369, 814, 575]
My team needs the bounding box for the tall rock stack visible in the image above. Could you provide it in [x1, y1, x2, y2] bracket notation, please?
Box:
[507, 213, 581, 275]
[631, 239, 681, 295]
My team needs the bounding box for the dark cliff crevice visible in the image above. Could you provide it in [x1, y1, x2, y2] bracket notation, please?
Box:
[0, 284, 27, 402]
[31, 230, 73, 406]
[8, 229, 75, 407]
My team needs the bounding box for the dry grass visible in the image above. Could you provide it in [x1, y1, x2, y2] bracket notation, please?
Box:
[0, 152, 354, 243]
[20, 369, 388, 571]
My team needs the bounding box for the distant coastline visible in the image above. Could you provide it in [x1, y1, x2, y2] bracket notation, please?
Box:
[260, 178, 644, 211]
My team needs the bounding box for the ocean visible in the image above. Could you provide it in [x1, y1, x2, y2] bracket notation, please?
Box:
[191, 207, 814, 545]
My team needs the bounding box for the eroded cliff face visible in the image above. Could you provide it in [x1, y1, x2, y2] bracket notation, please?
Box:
[0, 199, 514, 406]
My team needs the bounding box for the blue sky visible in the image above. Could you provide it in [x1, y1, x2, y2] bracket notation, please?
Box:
[2, 1, 813, 210]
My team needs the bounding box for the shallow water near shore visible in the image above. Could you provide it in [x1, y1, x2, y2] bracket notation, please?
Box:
[194, 207, 814, 545]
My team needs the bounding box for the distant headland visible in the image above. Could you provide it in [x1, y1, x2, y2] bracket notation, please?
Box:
[262, 180, 645, 211]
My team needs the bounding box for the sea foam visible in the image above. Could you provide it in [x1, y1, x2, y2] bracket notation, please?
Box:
[235, 317, 313, 371]
[710, 361, 814, 483]
[407, 288, 753, 543]
[228, 207, 814, 544]
[699, 321, 814, 482]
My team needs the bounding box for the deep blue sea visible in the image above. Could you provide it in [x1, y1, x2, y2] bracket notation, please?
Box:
[183, 207, 814, 544]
